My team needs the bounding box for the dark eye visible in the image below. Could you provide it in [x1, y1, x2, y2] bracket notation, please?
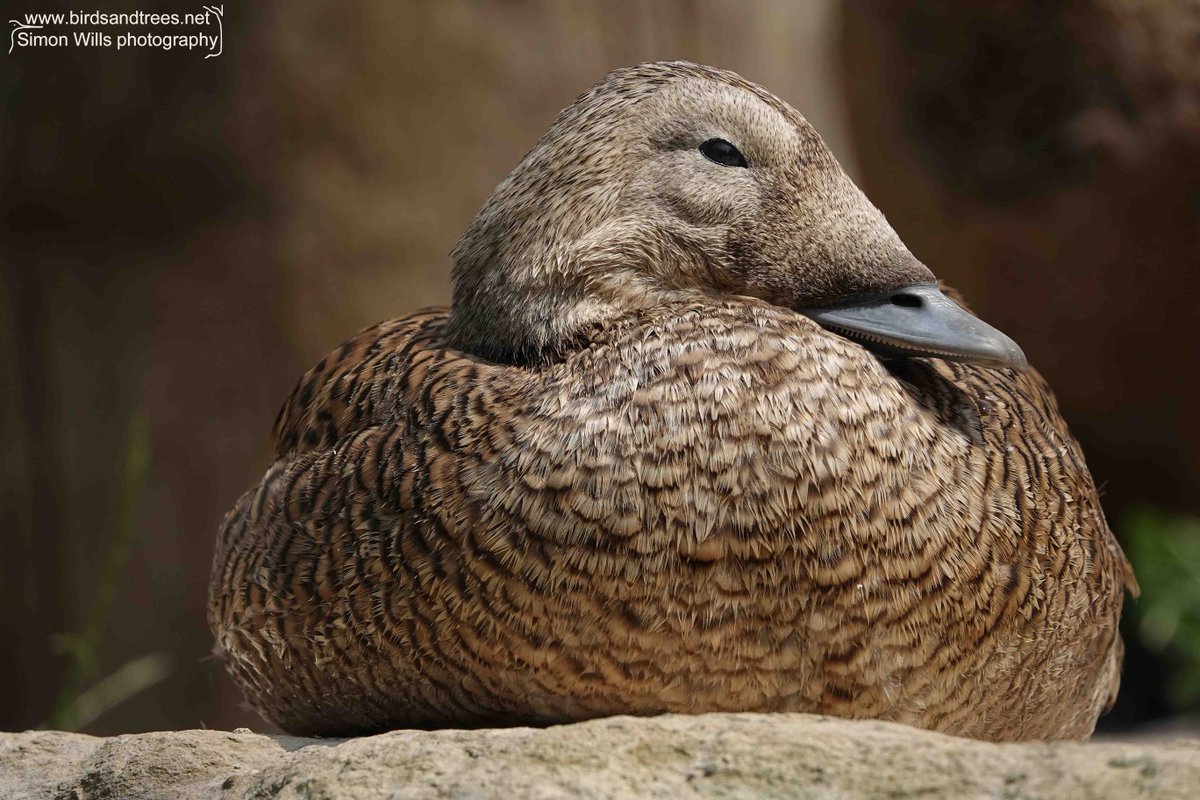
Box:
[699, 138, 748, 168]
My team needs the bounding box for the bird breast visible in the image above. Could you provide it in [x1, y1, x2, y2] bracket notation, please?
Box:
[212, 295, 1127, 740]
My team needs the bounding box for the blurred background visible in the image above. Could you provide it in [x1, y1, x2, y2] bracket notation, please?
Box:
[2, 0, 1198, 735]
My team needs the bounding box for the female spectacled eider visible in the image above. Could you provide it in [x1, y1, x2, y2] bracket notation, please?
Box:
[209, 61, 1135, 742]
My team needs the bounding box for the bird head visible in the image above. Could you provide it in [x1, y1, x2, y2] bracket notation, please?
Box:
[449, 61, 1026, 370]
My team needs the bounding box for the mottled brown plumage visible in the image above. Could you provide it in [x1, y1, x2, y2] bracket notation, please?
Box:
[209, 62, 1134, 740]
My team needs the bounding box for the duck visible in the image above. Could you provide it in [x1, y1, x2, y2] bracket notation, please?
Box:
[208, 61, 1135, 741]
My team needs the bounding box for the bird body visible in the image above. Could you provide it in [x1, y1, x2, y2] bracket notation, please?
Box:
[210, 62, 1133, 740]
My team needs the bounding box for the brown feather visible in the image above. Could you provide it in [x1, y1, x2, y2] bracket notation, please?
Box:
[209, 62, 1132, 741]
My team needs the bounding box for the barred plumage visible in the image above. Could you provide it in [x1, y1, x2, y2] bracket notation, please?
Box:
[209, 62, 1133, 740]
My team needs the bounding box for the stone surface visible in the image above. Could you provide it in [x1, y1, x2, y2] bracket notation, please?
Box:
[2, 713, 1199, 799]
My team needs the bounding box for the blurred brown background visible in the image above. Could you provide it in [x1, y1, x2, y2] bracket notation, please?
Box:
[2, 0, 1197, 735]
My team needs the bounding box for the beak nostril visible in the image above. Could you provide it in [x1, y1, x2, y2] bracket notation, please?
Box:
[802, 285, 1025, 369]
[890, 293, 923, 309]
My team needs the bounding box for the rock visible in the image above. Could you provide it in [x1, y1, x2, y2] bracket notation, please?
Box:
[2, 713, 1198, 799]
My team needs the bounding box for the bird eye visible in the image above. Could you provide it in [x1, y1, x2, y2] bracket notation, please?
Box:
[699, 138, 748, 168]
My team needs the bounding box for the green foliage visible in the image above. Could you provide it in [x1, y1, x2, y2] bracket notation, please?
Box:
[1122, 507, 1200, 710]
[44, 415, 172, 730]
